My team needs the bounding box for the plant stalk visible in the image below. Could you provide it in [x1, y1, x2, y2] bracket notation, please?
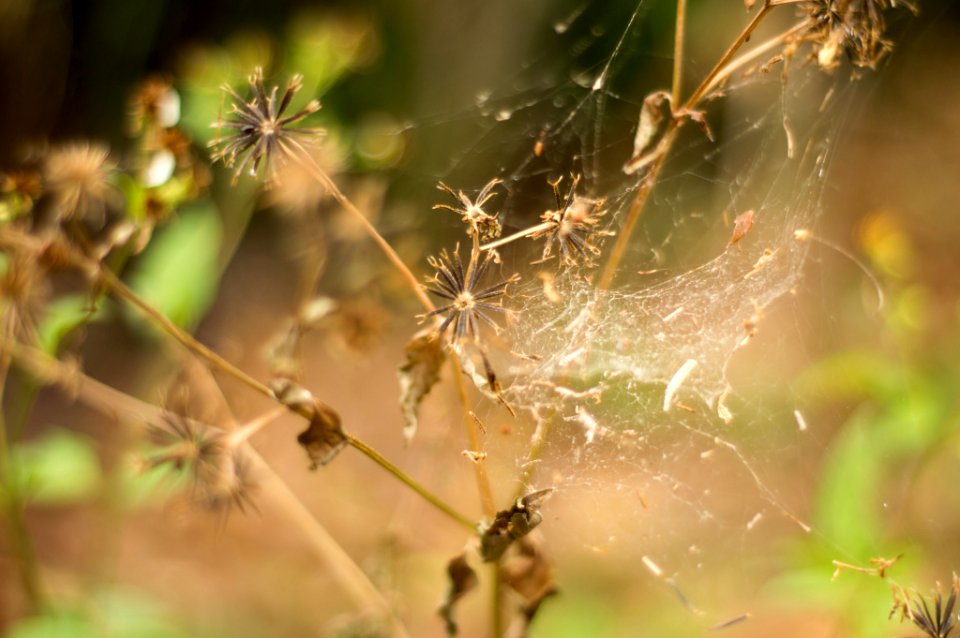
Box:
[672, 0, 688, 107]
[284, 141, 435, 312]
[598, 0, 777, 289]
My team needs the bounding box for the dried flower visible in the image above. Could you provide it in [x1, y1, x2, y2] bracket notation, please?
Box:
[0, 169, 42, 219]
[147, 414, 256, 513]
[129, 75, 181, 135]
[44, 142, 117, 225]
[0, 246, 49, 334]
[798, 0, 915, 71]
[433, 179, 503, 242]
[424, 245, 518, 342]
[532, 175, 610, 267]
[209, 67, 322, 183]
[895, 577, 960, 638]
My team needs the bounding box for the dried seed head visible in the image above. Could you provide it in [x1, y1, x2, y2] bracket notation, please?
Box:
[423, 244, 518, 342]
[129, 75, 181, 135]
[0, 247, 49, 332]
[532, 175, 611, 267]
[209, 67, 323, 184]
[433, 179, 504, 242]
[44, 142, 118, 226]
[196, 449, 257, 514]
[1, 169, 42, 219]
[147, 415, 257, 514]
[899, 577, 960, 638]
[797, 0, 914, 71]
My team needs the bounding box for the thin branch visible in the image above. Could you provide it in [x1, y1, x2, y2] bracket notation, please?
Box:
[672, 0, 688, 107]
[598, 1, 778, 289]
[480, 222, 554, 253]
[684, 1, 775, 110]
[0, 237, 473, 531]
[346, 434, 475, 530]
[283, 140, 435, 313]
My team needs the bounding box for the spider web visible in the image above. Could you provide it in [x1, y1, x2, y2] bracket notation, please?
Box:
[401, 0, 868, 617]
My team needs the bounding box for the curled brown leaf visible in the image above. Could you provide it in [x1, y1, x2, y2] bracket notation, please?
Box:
[398, 327, 446, 444]
[438, 552, 479, 637]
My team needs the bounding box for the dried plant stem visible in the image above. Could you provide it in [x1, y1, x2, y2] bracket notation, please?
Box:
[283, 141, 435, 312]
[683, 1, 775, 109]
[0, 350, 45, 613]
[248, 447, 413, 638]
[1, 337, 409, 633]
[0, 231, 473, 532]
[450, 360, 496, 518]
[598, 1, 777, 289]
[702, 20, 812, 97]
[96, 263, 278, 398]
[480, 222, 554, 253]
[597, 128, 677, 291]
[672, 0, 688, 106]
[346, 434, 475, 530]
[282, 143, 500, 526]
[224, 406, 287, 447]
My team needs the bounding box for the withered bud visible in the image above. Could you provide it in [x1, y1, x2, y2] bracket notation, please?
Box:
[478, 489, 552, 563]
[271, 377, 347, 468]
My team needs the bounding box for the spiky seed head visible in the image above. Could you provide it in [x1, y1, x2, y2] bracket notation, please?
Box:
[209, 67, 323, 184]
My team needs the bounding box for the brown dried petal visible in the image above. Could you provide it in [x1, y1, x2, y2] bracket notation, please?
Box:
[398, 328, 446, 444]
[438, 552, 479, 637]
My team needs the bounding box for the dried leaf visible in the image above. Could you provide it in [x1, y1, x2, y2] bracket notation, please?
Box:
[454, 345, 514, 416]
[398, 328, 446, 444]
[479, 489, 552, 563]
[296, 404, 347, 469]
[623, 91, 671, 175]
[675, 107, 714, 142]
[439, 552, 479, 637]
[502, 537, 557, 638]
[271, 377, 347, 468]
[729, 209, 755, 246]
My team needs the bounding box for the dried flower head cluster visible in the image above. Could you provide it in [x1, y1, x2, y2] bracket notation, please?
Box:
[892, 576, 960, 638]
[433, 178, 503, 242]
[0, 169, 42, 220]
[148, 415, 256, 513]
[129, 75, 181, 135]
[798, 0, 914, 71]
[424, 246, 518, 342]
[209, 67, 322, 182]
[44, 143, 118, 226]
[532, 175, 610, 267]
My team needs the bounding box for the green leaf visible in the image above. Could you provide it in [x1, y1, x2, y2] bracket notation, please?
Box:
[8, 613, 100, 638]
[8, 587, 193, 638]
[794, 350, 904, 404]
[127, 204, 222, 332]
[93, 587, 191, 638]
[813, 410, 883, 555]
[11, 429, 101, 504]
[37, 294, 102, 355]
